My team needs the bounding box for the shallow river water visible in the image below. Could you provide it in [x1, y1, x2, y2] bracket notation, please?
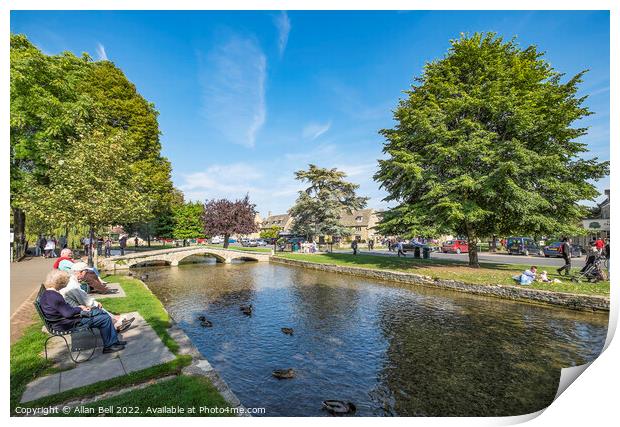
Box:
[139, 259, 608, 417]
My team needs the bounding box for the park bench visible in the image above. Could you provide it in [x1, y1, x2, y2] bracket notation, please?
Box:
[33, 285, 97, 364]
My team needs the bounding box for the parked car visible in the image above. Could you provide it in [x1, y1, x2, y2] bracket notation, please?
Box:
[543, 242, 583, 258]
[441, 240, 469, 254]
[241, 239, 259, 247]
[402, 241, 434, 252]
[256, 239, 268, 246]
[210, 236, 224, 244]
[506, 237, 542, 256]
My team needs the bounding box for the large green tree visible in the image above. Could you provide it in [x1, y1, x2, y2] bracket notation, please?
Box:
[16, 130, 150, 265]
[173, 202, 206, 240]
[10, 34, 96, 249]
[10, 34, 175, 255]
[375, 33, 609, 267]
[289, 164, 368, 241]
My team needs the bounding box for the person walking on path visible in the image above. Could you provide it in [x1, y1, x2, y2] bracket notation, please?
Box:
[38, 236, 47, 257]
[351, 239, 358, 255]
[557, 237, 572, 276]
[119, 234, 127, 256]
[58, 235, 67, 249]
[44, 238, 56, 258]
[104, 236, 112, 257]
[397, 240, 406, 257]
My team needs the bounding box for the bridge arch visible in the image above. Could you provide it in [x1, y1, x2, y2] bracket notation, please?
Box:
[127, 258, 172, 269]
[175, 250, 228, 264]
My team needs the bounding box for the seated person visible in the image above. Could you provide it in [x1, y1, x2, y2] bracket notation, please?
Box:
[538, 270, 552, 283]
[513, 266, 537, 285]
[40, 270, 126, 354]
[61, 262, 134, 333]
[54, 248, 114, 294]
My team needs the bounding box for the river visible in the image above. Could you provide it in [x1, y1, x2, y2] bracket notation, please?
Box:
[138, 258, 607, 416]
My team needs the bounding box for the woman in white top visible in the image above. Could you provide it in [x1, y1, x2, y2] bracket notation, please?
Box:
[44, 238, 56, 258]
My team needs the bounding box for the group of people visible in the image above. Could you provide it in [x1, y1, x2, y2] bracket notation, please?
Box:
[513, 266, 558, 286]
[34, 235, 67, 258]
[40, 250, 134, 355]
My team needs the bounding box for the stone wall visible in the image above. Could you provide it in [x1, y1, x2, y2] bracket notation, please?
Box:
[271, 257, 609, 312]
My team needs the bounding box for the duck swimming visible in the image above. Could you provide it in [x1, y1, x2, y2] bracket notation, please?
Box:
[197, 315, 206, 322]
[322, 400, 356, 415]
[272, 368, 295, 379]
[200, 320, 213, 327]
[240, 304, 253, 315]
[281, 327, 294, 335]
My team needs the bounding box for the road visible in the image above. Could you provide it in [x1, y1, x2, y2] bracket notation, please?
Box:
[334, 249, 586, 268]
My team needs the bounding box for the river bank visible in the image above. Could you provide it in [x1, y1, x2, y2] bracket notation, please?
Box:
[271, 255, 610, 312]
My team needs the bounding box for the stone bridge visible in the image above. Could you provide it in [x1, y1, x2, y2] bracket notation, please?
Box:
[99, 246, 272, 271]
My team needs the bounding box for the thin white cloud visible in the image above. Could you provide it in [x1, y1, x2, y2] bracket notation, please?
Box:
[179, 163, 264, 200]
[302, 121, 331, 140]
[200, 35, 267, 148]
[274, 11, 291, 56]
[96, 43, 107, 61]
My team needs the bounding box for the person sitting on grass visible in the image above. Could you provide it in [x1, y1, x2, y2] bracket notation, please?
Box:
[513, 266, 537, 285]
[54, 248, 114, 294]
[61, 262, 134, 333]
[40, 270, 127, 354]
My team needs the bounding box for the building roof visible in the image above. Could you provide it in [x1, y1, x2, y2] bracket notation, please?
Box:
[339, 208, 374, 227]
[261, 214, 291, 228]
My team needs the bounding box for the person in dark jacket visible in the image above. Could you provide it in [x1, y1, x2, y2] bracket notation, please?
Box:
[40, 270, 126, 353]
[556, 237, 572, 276]
[351, 239, 358, 255]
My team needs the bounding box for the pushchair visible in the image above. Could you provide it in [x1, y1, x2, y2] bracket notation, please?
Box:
[572, 254, 608, 283]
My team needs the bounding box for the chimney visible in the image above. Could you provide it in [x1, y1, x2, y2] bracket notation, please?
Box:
[268, 211, 272, 218]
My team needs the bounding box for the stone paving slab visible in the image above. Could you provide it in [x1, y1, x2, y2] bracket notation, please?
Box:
[21, 312, 175, 403]
[20, 373, 61, 403]
[59, 358, 125, 393]
[121, 348, 175, 374]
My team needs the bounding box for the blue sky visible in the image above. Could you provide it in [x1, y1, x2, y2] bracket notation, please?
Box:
[11, 10, 610, 216]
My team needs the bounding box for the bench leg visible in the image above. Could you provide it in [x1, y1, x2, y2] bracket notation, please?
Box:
[44, 329, 97, 364]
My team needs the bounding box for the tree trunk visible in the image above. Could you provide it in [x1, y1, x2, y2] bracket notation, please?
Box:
[88, 225, 95, 267]
[491, 235, 497, 252]
[466, 223, 479, 268]
[12, 207, 26, 259]
[223, 233, 230, 249]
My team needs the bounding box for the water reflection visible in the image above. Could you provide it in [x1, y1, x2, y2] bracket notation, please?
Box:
[140, 262, 608, 416]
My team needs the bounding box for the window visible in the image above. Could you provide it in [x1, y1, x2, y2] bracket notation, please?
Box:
[355, 216, 363, 222]
[355, 226, 361, 231]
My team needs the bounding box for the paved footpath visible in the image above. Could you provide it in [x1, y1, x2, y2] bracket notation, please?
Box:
[10, 257, 55, 343]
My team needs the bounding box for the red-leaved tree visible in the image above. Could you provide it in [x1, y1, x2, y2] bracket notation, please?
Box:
[201, 194, 258, 249]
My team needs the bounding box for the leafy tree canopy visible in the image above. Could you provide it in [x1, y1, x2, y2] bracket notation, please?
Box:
[289, 164, 368, 241]
[375, 33, 609, 266]
[260, 225, 282, 240]
[173, 201, 206, 240]
[202, 195, 258, 248]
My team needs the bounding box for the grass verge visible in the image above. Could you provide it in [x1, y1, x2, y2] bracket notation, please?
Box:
[52, 375, 233, 417]
[275, 253, 609, 296]
[11, 275, 229, 415]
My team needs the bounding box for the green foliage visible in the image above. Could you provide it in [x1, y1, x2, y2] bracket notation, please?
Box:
[173, 202, 206, 240]
[375, 33, 609, 266]
[15, 130, 150, 229]
[260, 225, 282, 240]
[10, 34, 176, 238]
[289, 164, 368, 240]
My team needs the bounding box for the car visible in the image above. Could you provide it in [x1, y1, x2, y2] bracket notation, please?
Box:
[543, 242, 583, 258]
[256, 239, 268, 246]
[210, 236, 224, 244]
[441, 240, 469, 254]
[506, 237, 542, 256]
[242, 239, 259, 247]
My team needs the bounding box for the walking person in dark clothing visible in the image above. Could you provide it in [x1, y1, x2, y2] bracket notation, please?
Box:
[351, 239, 358, 255]
[119, 234, 127, 256]
[557, 237, 572, 276]
[397, 240, 406, 257]
[104, 236, 112, 257]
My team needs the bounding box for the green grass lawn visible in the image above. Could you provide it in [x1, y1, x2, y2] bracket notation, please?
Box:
[53, 376, 233, 417]
[11, 275, 230, 415]
[275, 253, 610, 296]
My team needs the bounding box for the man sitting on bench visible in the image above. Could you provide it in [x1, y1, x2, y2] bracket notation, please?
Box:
[61, 262, 134, 333]
[54, 248, 115, 294]
[40, 270, 126, 354]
